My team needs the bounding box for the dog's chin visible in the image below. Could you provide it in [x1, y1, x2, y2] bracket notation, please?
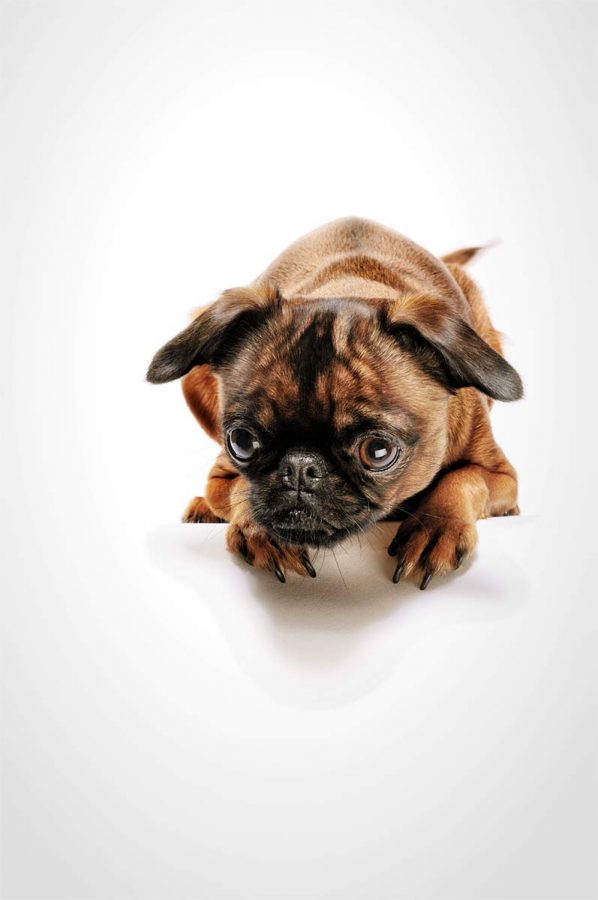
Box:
[270, 524, 342, 549]
[255, 506, 362, 548]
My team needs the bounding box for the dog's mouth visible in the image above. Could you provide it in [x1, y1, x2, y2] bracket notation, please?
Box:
[260, 507, 346, 548]
[251, 484, 374, 547]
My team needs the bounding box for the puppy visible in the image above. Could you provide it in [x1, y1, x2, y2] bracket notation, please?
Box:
[147, 217, 522, 588]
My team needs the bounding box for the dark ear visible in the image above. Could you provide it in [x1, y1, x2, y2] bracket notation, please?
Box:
[146, 285, 280, 384]
[384, 295, 523, 402]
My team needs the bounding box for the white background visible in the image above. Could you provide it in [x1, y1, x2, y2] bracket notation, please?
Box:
[2, 1, 596, 898]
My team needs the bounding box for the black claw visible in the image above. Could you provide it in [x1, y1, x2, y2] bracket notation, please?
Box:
[392, 561, 405, 584]
[273, 565, 286, 583]
[420, 571, 433, 591]
[388, 534, 401, 556]
[301, 553, 317, 578]
[455, 548, 466, 569]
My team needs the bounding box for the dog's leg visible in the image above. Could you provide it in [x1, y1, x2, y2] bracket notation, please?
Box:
[200, 453, 317, 582]
[182, 497, 225, 523]
[388, 450, 518, 589]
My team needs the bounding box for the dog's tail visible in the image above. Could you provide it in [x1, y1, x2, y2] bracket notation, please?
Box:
[441, 242, 497, 266]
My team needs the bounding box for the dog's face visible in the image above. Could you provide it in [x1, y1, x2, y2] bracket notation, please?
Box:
[147, 287, 522, 547]
[217, 300, 451, 547]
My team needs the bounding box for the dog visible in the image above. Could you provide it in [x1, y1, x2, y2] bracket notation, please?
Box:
[147, 217, 522, 588]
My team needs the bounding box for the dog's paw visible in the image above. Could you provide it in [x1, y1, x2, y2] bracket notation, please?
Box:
[388, 514, 478, 589]
[226, 522, 316, 583]
[182, 496, 225, 524]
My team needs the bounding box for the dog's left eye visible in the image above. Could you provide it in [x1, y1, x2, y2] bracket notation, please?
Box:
[358, 436, 400, 471]
[227, 427, 261, 462]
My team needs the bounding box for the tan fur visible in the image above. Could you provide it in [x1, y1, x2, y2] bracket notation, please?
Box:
[180, 218, 519, 585]
[182, 365, 221, 440]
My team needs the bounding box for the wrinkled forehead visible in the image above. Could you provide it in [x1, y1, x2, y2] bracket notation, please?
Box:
[222, 300, 430, 439]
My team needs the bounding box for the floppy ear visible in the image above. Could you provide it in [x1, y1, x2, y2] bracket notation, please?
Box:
[146, 284, 280, 384]
[384, 294, 523, 401]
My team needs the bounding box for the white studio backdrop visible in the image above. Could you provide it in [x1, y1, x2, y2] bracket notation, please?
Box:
[2, 2, 596, 899]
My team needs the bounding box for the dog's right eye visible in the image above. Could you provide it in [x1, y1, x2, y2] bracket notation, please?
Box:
[358, 435, 400, 471]
[227, 427, 261, 463]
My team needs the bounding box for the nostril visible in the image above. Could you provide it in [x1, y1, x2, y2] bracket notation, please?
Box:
[305, 465, 319, 480]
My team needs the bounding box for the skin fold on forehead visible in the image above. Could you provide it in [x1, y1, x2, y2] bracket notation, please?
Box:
[220, 298, 449, 442]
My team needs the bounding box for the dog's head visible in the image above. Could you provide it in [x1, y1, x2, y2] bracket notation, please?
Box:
[147, 286, 522, 547]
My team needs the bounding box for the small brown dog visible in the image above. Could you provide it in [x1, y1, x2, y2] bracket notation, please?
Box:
[147, 217, 522, 588]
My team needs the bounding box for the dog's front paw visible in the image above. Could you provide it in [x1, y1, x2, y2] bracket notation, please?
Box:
[182, 496, 225, 523]
[226, 522, 316, 583]
[388, 514, 478, 589]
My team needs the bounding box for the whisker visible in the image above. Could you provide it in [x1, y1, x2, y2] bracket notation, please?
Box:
[331, 547, 350, 594]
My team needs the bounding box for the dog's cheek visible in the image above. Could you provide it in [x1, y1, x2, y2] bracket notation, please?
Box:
[246, 474, 279, 521]
[319, 473, 374, 522]
[381, 445, 445, 511]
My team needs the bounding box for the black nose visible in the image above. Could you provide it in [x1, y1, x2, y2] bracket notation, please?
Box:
[279, 451, 327, 492]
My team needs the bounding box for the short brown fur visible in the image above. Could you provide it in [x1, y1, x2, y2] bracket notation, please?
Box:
[148, 218, 521, 588]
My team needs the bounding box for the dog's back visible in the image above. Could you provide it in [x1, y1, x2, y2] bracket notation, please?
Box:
[253, 217, 465, 309]
[253, 216, 502, 357]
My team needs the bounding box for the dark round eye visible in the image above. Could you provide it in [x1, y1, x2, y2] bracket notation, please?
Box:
[358, 436, 400, 471]
[227, 427, 261, 463]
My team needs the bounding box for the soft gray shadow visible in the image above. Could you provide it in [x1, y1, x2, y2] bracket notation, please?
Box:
[145, 520, 531, 708]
